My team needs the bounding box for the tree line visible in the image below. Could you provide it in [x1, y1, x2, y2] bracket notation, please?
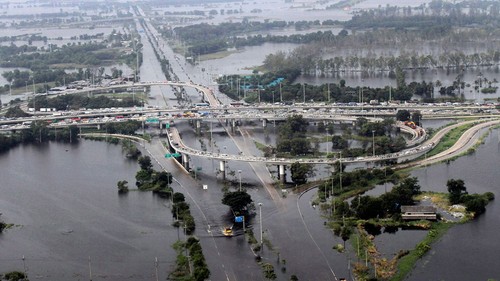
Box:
[28, 94, 142, 111]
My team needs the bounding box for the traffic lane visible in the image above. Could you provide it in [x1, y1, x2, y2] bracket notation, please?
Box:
[254, 191, 349, 281]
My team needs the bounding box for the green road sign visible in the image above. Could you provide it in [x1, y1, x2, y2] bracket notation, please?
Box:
[165, 123, 170, 128]
[146, 118, 159, 123]
[165, 152, 181, 158]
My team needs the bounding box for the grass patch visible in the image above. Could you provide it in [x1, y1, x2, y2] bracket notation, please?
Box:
[425, 123, 476, 158]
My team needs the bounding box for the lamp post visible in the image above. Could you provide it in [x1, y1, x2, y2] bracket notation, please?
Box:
[258, 203, 263, 247]
[372, 130, 376, 157]
[339, 152, 342, 191]
[238, 170, 242, 192]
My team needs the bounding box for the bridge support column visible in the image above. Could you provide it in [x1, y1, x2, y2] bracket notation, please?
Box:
[159, 121, 163, 135]
[262, 119, 267, 128]
[97, 124, 101, 130]
[182, 154, 189, 170]
[196, 120, 201, 129]
[232, 119, 236, 128]
[219, 160, 226, 180]
[278, 164, 286, 183]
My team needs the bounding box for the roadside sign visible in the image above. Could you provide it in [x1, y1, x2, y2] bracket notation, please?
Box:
[165, 153, 172, 158]
[235, 216, 244, 223]
[146, 118, 159, 123]
[172, 153, 181, 157]
[165, 123, 170, 128]
[203, 185, 208, 190]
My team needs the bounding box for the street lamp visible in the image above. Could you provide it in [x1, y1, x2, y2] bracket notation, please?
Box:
[238, 170, 242, 192]
[339, 152, 342, 191]
[258, 203, 263, 246]
[372, 130, 376, 157]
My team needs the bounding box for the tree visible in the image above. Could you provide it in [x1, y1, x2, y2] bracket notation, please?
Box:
[396, 110, 411, 121]
[351, 195, 383, 219]
[290, 162, 313, 185]
[173, 192, 185, 203]
[3, 271, 27, 281]
[135, 169, 152, 189]
[222, 191, 253, 214]
[380, 177, 420, 215]
[138, 155, 153, 171]
[290, 275, 299, 281]
[117, 180, 129, 193]
[447, 179, 467, 204]
[152, 171, 173, 187]
[411, 111, 423, 126]
[464, 195, 486, 216]
[263, 263, 277, 280]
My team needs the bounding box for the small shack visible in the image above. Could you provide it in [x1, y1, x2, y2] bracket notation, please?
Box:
[401, 205, 437, 220]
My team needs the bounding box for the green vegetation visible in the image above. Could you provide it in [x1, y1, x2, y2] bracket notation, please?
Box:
[116, 180, 129, 193]
[1, 271, 27, 281]
[426, 123, 476, 158]
[0, 43, 123, 70]
[447, 179, 494, 216]
[290, 162, 314, 185]
[221, 190, 253, 216]
[0, 122, 82, 153]
[171, 192, 195, 235]
[170, 238, 210, 281]
[28, 94, 142, 111]
[481, 87, 498, 94]
[276, 115, 310, 156]
[0, 212, 7, 233]
[134, 155, 174, 192]
[319, 167, 397, 201]
[5, 106, 30, 118]
[325, 173, 495, 281]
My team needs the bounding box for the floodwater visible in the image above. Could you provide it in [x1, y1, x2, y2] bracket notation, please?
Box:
[407, 128, 500, 280]
[0, 141, 178, 280]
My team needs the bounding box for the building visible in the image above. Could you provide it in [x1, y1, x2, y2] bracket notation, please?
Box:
[401, 205, 437, 220]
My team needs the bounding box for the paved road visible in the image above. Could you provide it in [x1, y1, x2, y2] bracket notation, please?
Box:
[145, 138, 263, 281]
[398, 118, 500, 168]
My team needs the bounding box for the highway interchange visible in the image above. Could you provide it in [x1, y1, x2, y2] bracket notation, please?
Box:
[2, 6, 500, 280]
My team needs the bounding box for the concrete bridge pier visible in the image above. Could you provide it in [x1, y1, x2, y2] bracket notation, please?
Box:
[182, 154, 190, 170]
[97, 124, 101, 130]
[219, 160, 226, 180]
[232, 119, 236, 128]
[262, 119, 267, 127]
[196, 119, 201, 129]
[278, 164, 286, 183]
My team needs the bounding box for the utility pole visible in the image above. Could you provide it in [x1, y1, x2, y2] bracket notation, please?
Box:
[258, 203, 263, 247]
[279, 82, 282, 103]
[327, 83, 330, 103]
[302, 83, 305, 103]
[155, 257, 159, 281]
[88, 256, 92, 281]
[22, 255, 27, 280]
[372, 130, 376, 157]
[32, 79, 36, 116]
[339, 152, 342, 191]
